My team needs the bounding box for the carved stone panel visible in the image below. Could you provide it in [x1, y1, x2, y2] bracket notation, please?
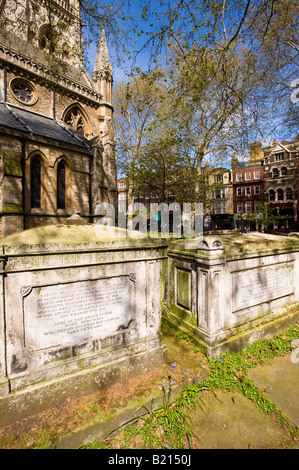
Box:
[22, 276, 134, 350]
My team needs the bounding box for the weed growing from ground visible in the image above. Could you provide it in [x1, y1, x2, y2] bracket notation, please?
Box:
[81, 323, 299, 449]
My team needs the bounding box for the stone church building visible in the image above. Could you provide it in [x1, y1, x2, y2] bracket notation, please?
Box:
[0, 0, 117, 237]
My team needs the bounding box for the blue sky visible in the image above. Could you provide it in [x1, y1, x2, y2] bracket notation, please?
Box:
[84, 1, 158, 82]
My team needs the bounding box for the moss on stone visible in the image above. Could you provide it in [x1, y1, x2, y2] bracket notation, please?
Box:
[3, 150, 22, 177]
[3, 203, 23, 214]
[0, 224, 168, 251]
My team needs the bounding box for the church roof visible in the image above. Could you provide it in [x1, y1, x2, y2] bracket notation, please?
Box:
[0, 103, 90, 150]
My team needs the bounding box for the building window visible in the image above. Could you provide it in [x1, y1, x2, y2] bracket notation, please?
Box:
[245, 187, 251, 196]
[237, 187, 242, 196]
[254, 171, 260, 179]
[214, 174, 223, 183]
[274, 153, 284, 161]
[214, 202, 226, 214]
[236, 173, 242, 182]
[213, 188, 226, 199]
[57, 161, 66, 209]
[237, 203, 242, 213]
[31, 157, 41, 209]
[254, 202, 261, 212]
[277, 188, 284, 201]
[245, 172, 251, 180]
[286, 187, 293, 200]
[269, 189, 275, 201]
[272, 167, 279, 178]
[254, 186, 260, 195]
[245, 202, 251, 212]
[281, 166, 287, 176]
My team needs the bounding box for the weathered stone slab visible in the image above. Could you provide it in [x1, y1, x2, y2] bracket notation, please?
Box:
[0, 224, 168, 414]
[232, 262, 295, 313]
[23, 276, 134, 350]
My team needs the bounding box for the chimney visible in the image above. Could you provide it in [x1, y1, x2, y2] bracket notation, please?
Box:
[250, 141, 263, 163]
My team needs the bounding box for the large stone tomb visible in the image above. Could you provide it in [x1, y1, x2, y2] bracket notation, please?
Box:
[166, 232, 299, 356]
[0, 224, 167, 424]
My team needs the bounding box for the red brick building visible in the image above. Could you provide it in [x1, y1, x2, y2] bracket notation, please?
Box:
[233, 164, 264, 215]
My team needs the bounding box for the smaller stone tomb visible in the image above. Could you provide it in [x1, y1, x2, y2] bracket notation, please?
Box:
[166, 232, 299, 356]
[23, 276, 134, 350]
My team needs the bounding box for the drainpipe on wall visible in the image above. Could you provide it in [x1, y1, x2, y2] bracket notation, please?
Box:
[2, 66, 7, 102]
[21, 138, 26, 230]
[89, 151, 93, 223]
[52, 88, 56, 120]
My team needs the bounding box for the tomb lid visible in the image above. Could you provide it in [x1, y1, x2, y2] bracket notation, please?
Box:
[0, 224, 167, 255]
[168, 231, 299, 259]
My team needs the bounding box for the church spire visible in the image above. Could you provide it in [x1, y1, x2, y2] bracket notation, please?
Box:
[93, 26, 113, 103]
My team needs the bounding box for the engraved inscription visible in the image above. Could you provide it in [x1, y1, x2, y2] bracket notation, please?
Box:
[232, 263, 294, 313]
[23, 276, 134, 350]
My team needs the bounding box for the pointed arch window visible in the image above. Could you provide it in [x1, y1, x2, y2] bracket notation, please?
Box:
[39, 24, 56, 54]
[31, 157, 41, 208]
[64, 107, 85, 136]
[57, 161, 66, 209]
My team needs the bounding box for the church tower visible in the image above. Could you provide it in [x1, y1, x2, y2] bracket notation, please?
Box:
[0, 0, 117, 237]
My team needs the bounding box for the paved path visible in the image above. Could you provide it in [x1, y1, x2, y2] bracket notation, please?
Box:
[191, 353, 299, 449]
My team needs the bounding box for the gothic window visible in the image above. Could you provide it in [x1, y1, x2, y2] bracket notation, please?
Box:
[272, 167, 279, 178]
[10, 78, 37, 105]
[31, 157, 41, 209]
[281, 166, 287, 176]
[28, 22, 37, 44]
[39, 25, 56, 54]
[57, 161, 66, 209]
[64, 108, 85, 136]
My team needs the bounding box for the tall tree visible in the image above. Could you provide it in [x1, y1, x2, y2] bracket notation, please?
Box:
[113, 73, 163, 205]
